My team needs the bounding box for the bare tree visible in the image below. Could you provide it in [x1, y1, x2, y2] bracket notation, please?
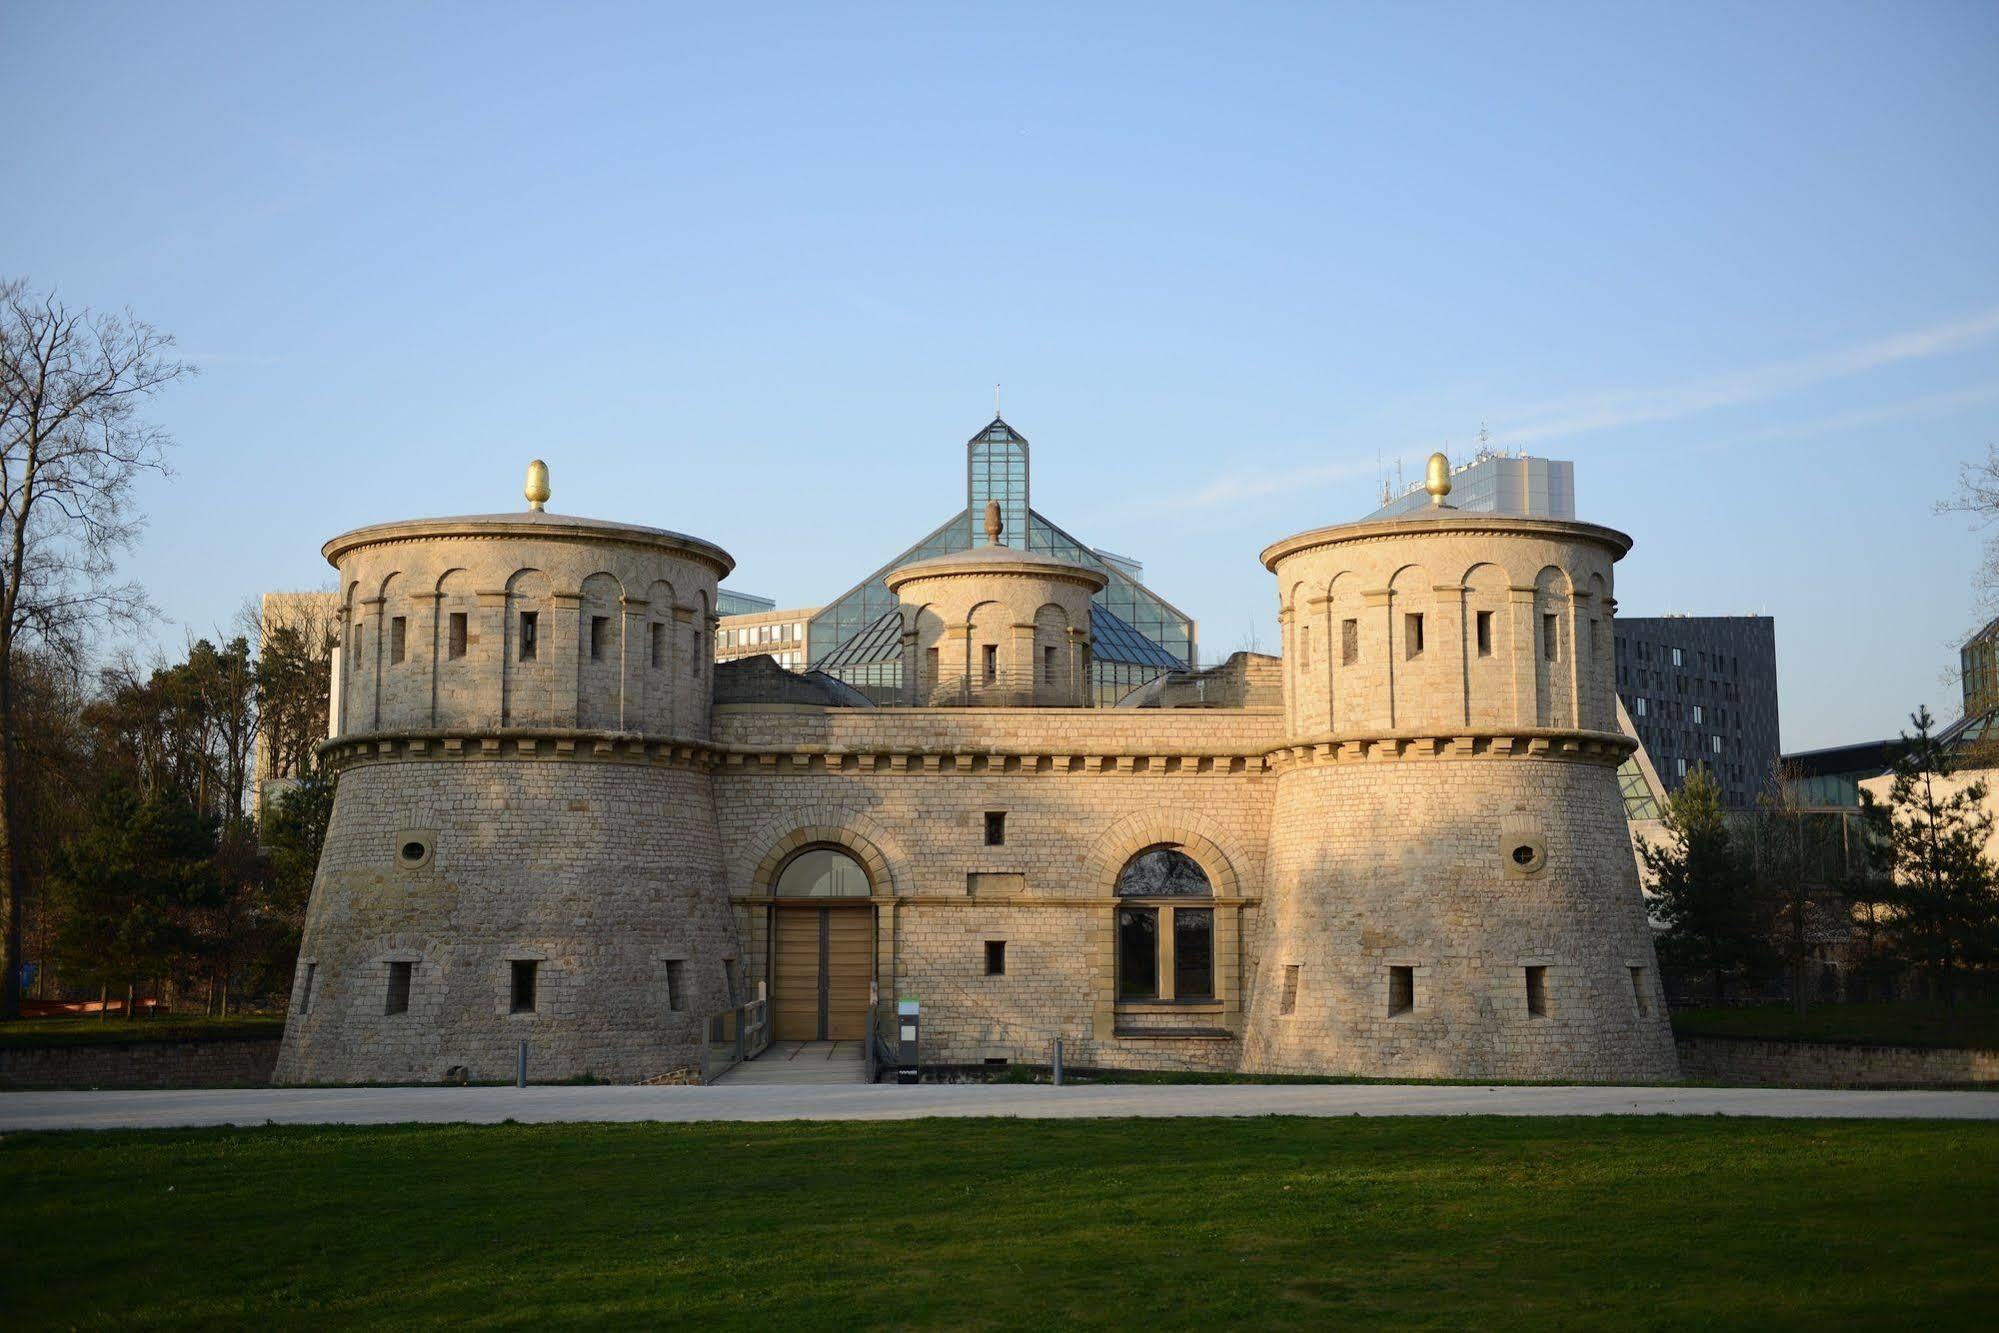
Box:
[0, 278, 191, 1018]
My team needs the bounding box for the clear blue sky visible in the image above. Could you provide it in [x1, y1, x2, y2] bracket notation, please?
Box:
[8, 2, 1997, 750]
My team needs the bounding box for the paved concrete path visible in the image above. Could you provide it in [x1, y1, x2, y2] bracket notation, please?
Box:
[2, 1082, 1995, 1131]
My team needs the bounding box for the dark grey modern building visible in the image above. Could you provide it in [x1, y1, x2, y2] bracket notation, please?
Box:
[1614, 615, 1780, 809]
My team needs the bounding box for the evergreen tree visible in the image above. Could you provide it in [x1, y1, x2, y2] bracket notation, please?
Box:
[1641, 767, 1774, 1003]
[1881, 707, 1999, 1005]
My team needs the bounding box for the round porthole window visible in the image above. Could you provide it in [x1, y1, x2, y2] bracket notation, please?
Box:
[1511, 844, 1537, 866]
[395, 833, 434, 870]
[1500, 833, 1546, 877]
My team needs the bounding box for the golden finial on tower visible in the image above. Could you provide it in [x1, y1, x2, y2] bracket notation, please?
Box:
[983, 498, 1005, 546]
[1425, 451, 1452, 507]
[524, 459, 551, 512]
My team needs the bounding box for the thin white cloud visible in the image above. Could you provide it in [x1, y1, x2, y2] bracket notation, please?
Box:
[1147, 304, 1999, 514]
[1491, 305, 1999, 447]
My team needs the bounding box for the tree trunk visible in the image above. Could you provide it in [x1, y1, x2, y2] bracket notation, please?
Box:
[0, 651, 23, 1021]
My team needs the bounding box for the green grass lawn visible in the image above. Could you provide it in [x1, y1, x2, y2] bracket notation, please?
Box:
[4, 1117, 1994, 1327]
[1672, 1001, 1999, 1049]
[0, 1014, 285, 1048]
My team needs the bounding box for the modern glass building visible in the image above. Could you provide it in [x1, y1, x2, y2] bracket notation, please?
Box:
[1367, 449, 1576, 520]
[1615, 615, 1781, 809]
[801, 415, 1197, 705]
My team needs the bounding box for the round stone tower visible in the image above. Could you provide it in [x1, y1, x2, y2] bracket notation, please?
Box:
[885, 500, 1106, 706]
[274, 465, 744, 1085]
[1241, 456, 1677, 1081]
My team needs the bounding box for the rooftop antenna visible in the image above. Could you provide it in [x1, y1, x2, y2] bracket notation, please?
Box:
[994, 382, 1002, 418]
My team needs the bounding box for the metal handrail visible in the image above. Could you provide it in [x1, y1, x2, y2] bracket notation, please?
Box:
[696, 984, 771, 1083]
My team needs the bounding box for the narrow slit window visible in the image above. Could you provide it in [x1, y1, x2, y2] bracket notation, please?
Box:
[927, 646, 940, 689]
[984, 811, 1006, 846]
[385, 961, 412, 1015]
[1542, 613, 1558, 661]
[1341, 618, 1359, 665]
[447, 612, 468, 660]
[1629, 966, 1650, 1016]
[1388, 966, 1414, 1016]
[722, 958, 739, 1006]
[1043, 644, 1057, 685]
[511, 960, 538, 1014]
[1279, 964, 1300, 1016]
[981, 643, 998, 684]
[589, 615, 609, 661]
[1299, 631, 1310, 669]
[389, 615, 407, 665]
[519, 611, 539, 661]
[1405, 612, 1425, 659]
[1525, 965, 1549, 1017]
[352, 624, 364, 671]
[649, 621, 665, 669]
[298, 962, 316, 1016]
[1590, 618, 1602, 660]
[985, 941, 1006, 976]
[665, 959, 685, 1012]
[1476, 610, 1493, 657]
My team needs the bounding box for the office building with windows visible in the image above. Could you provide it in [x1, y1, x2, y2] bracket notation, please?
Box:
[1613, 615, 1780, 808]
[1367, 449, 1576, 521]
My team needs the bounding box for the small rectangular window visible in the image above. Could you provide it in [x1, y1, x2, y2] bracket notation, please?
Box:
[1404, 612, 1424, 660]
[1590, 619, 1603, 659]
[1671, 647, 1683, 667]
[590, 615, 610, 661]
[511, 960, 538, 1014]
[985, 940, 1006, 976]
[351, 624, 363, 672]
[1299, 632, 1310, 669]
[448, 612, 468, 660]
[1388, 965, 1414, 1016]
[1475, 610, 1493, 657]
[1692, 704, 1703, 724]
[1341, 618, 1359, 665]
[519, 611, 539, 661]
[649, 622, 664, 669]
[981, 643, 998, 684]
[389, 616, 407, 665]
[1279, 964, 1300, 1016]
[984, 811, 1006, 846]
[926, 646, 940, 687]
[1525, 965, 1549, 1017]
[665, 959, 685, 1012]
[298, 962, 316, 1016]
[1043, 644, 1057, 685]
[1630, 966, 1650, 1017]
[1542, 613, 1558, 661]
[385, 960, 412, 1015]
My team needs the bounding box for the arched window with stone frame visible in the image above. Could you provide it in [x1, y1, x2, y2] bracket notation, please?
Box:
[1114, 845, 1215, 1002]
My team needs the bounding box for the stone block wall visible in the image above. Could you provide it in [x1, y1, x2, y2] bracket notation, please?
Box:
[0, 1036, 281, 1090]
[713, 706, 1282, 1070]
[274, 753, 738, 1085]
[1676, 1034, 1999, 1087]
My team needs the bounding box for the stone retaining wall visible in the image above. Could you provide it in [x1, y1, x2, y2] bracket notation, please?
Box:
[0, 1036, 281, 1090]
[1676, 1033, 1999, 1088]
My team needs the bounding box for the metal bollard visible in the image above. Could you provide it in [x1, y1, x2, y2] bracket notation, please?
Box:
[517, 1040, 527, 1088]
[1053, 1035, 1064, 1086]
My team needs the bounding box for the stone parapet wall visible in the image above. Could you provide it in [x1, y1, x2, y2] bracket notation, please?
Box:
[1676, 1034, 1999, 1087]
[0, 1037, 280, 1090]
[713, 706, 1288, 758]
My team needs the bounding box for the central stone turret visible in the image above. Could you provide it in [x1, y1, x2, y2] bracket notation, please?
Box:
[885, 499, 1106, 706]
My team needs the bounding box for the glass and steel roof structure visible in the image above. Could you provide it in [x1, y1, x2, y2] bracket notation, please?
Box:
[805, 414, 1197, 706]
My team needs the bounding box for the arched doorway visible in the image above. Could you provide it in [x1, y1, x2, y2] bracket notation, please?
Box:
[770, 846, 874, 1041]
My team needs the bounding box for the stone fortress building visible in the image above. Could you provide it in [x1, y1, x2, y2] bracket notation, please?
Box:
[275, 431, 1677, 1085]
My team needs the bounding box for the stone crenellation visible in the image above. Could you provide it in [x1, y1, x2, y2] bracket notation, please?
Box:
[276, 454, 1678, 1086]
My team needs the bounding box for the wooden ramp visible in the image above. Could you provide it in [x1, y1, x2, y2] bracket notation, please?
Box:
[715, 1040, 869, 1085]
